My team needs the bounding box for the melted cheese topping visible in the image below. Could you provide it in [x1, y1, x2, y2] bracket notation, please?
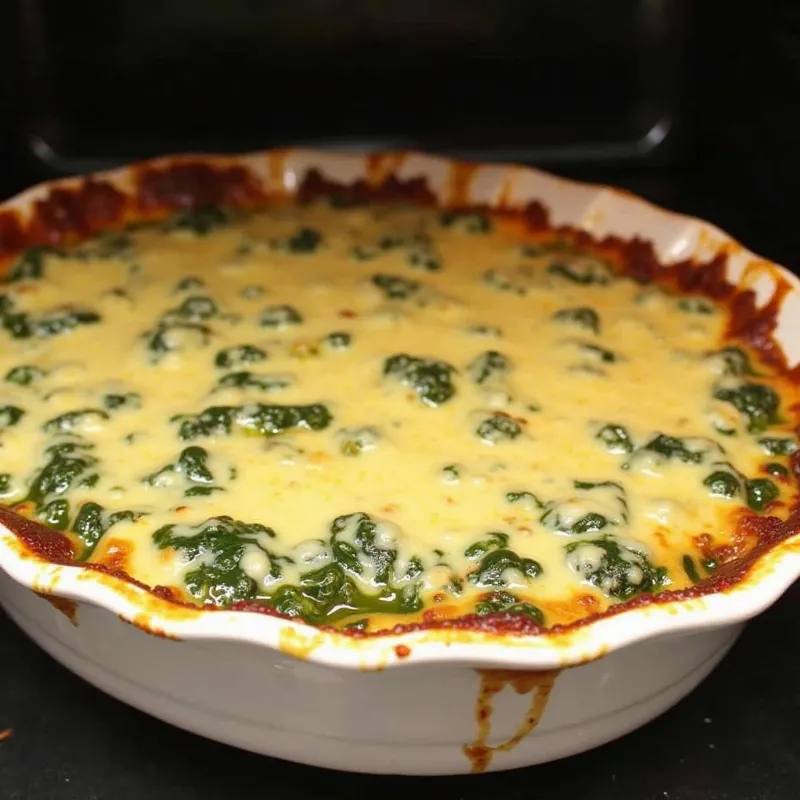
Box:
[0, 202, 797, 631]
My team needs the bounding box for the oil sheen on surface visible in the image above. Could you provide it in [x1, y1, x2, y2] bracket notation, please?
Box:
[0, 200, 797, 631]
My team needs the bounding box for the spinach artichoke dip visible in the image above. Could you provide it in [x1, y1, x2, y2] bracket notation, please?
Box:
[0, 197, 797, 633]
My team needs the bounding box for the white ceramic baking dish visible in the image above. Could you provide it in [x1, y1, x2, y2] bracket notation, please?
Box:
[1, 149, 799, 775]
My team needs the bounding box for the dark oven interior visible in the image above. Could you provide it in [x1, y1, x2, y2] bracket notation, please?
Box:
[8, 0, 686, 171]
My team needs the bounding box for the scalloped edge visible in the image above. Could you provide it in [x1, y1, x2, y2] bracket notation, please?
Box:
[1, 148, 799, 672]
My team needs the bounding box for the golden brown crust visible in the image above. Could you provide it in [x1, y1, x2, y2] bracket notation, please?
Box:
[0, 153, 798, 638]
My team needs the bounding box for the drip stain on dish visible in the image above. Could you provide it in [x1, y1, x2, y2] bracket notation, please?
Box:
[464, 668, 560, 773]
[34, 592, 78, 626]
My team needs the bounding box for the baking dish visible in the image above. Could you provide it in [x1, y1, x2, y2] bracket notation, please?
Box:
[1, 149, 799, 775]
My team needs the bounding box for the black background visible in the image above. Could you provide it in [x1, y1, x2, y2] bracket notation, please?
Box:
[1, 1, 800, 797]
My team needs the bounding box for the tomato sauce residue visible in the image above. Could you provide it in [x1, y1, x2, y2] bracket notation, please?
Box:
[463, 668, 560, 773]
[34, 592, 78, 626]
[0, 152, 799, 639]
[0, 729, 12, 743]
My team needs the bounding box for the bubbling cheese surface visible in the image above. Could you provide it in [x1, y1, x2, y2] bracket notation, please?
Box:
[0, 202, 797, 630]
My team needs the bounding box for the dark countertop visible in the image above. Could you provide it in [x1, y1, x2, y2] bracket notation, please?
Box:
[1, 163, 799, 800]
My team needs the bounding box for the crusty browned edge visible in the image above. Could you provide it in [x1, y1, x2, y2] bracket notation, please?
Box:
[1, 154, 799, 640]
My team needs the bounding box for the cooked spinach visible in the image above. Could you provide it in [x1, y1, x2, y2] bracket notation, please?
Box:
[464, 532, 510, 560]
[475, 412, 522, 444]
[173, 295, 219, 322]
[144, 322, 212, 361]
[353, 231, 428, 262]
[681, 554, 716, 582]
[713, 382, 780, 434]
[482, 269, 527, 296]
[520, 239, 571, 257]
[214, 344, 267, 369]
[505, 490, 546, 510]
[548, 259, 612, 285]
[267, 512, 425, 625]
[214, 371, 292, 393]
[553, 307, 600, 334]
[765, 463, 790, 479]
[465, 532, 542, 588]
[541, 480, 628, 535]
[163, 206, 231, 236]
[746, 478, 779, 511]
[757, 437, 798, 456]
[144, 446, 223, 497]
[259, 305, 303, 328]
[6, 247, 65, 283]
[153, 516, 284, 605]
[5, 365, 46, 386]
[371, 274, 420, 300]
[174, 277, 205, 293]
[72, 502, 145, 559]
[104, 288, 132, 303]
[565, 536, 667, 599]
[2, 306, 101, 340]
[682, 554, 702, 583]
[439, 210, 491, 233]
[640, 433, 708, 465]
[703, 469, 742, 499]
[383, 354, 456, 406]
[290, 332, 354, 359]
[406, 244, 441, 272]
[75, 232, 135, 260]
[375, 233, 410, 250]
[467, 350, 511, 385]
[43, 409, 109, 434]
[288, 227, 323, 253]
[39, 498, 71, 530]
[103, 392, 142, 411]
[351, 245, 379, 262]
[678, 297, 715, 315]
[325, 331, 352, 350]
[354, 233, 436, 270]
[465, 324, 502, 338]
[173, 403, 332, 441]
[474, 591, 544, 623]
[268, 561, 417, 625]
[0, 405, 25, 430]
[441, 463, 462, 484]
[25, 441, 99, 507]
[577, 342, 617, 363]
[707, 347, 755, 377]
[271, 227, 322, 254]
[596, 423, 634, 454]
